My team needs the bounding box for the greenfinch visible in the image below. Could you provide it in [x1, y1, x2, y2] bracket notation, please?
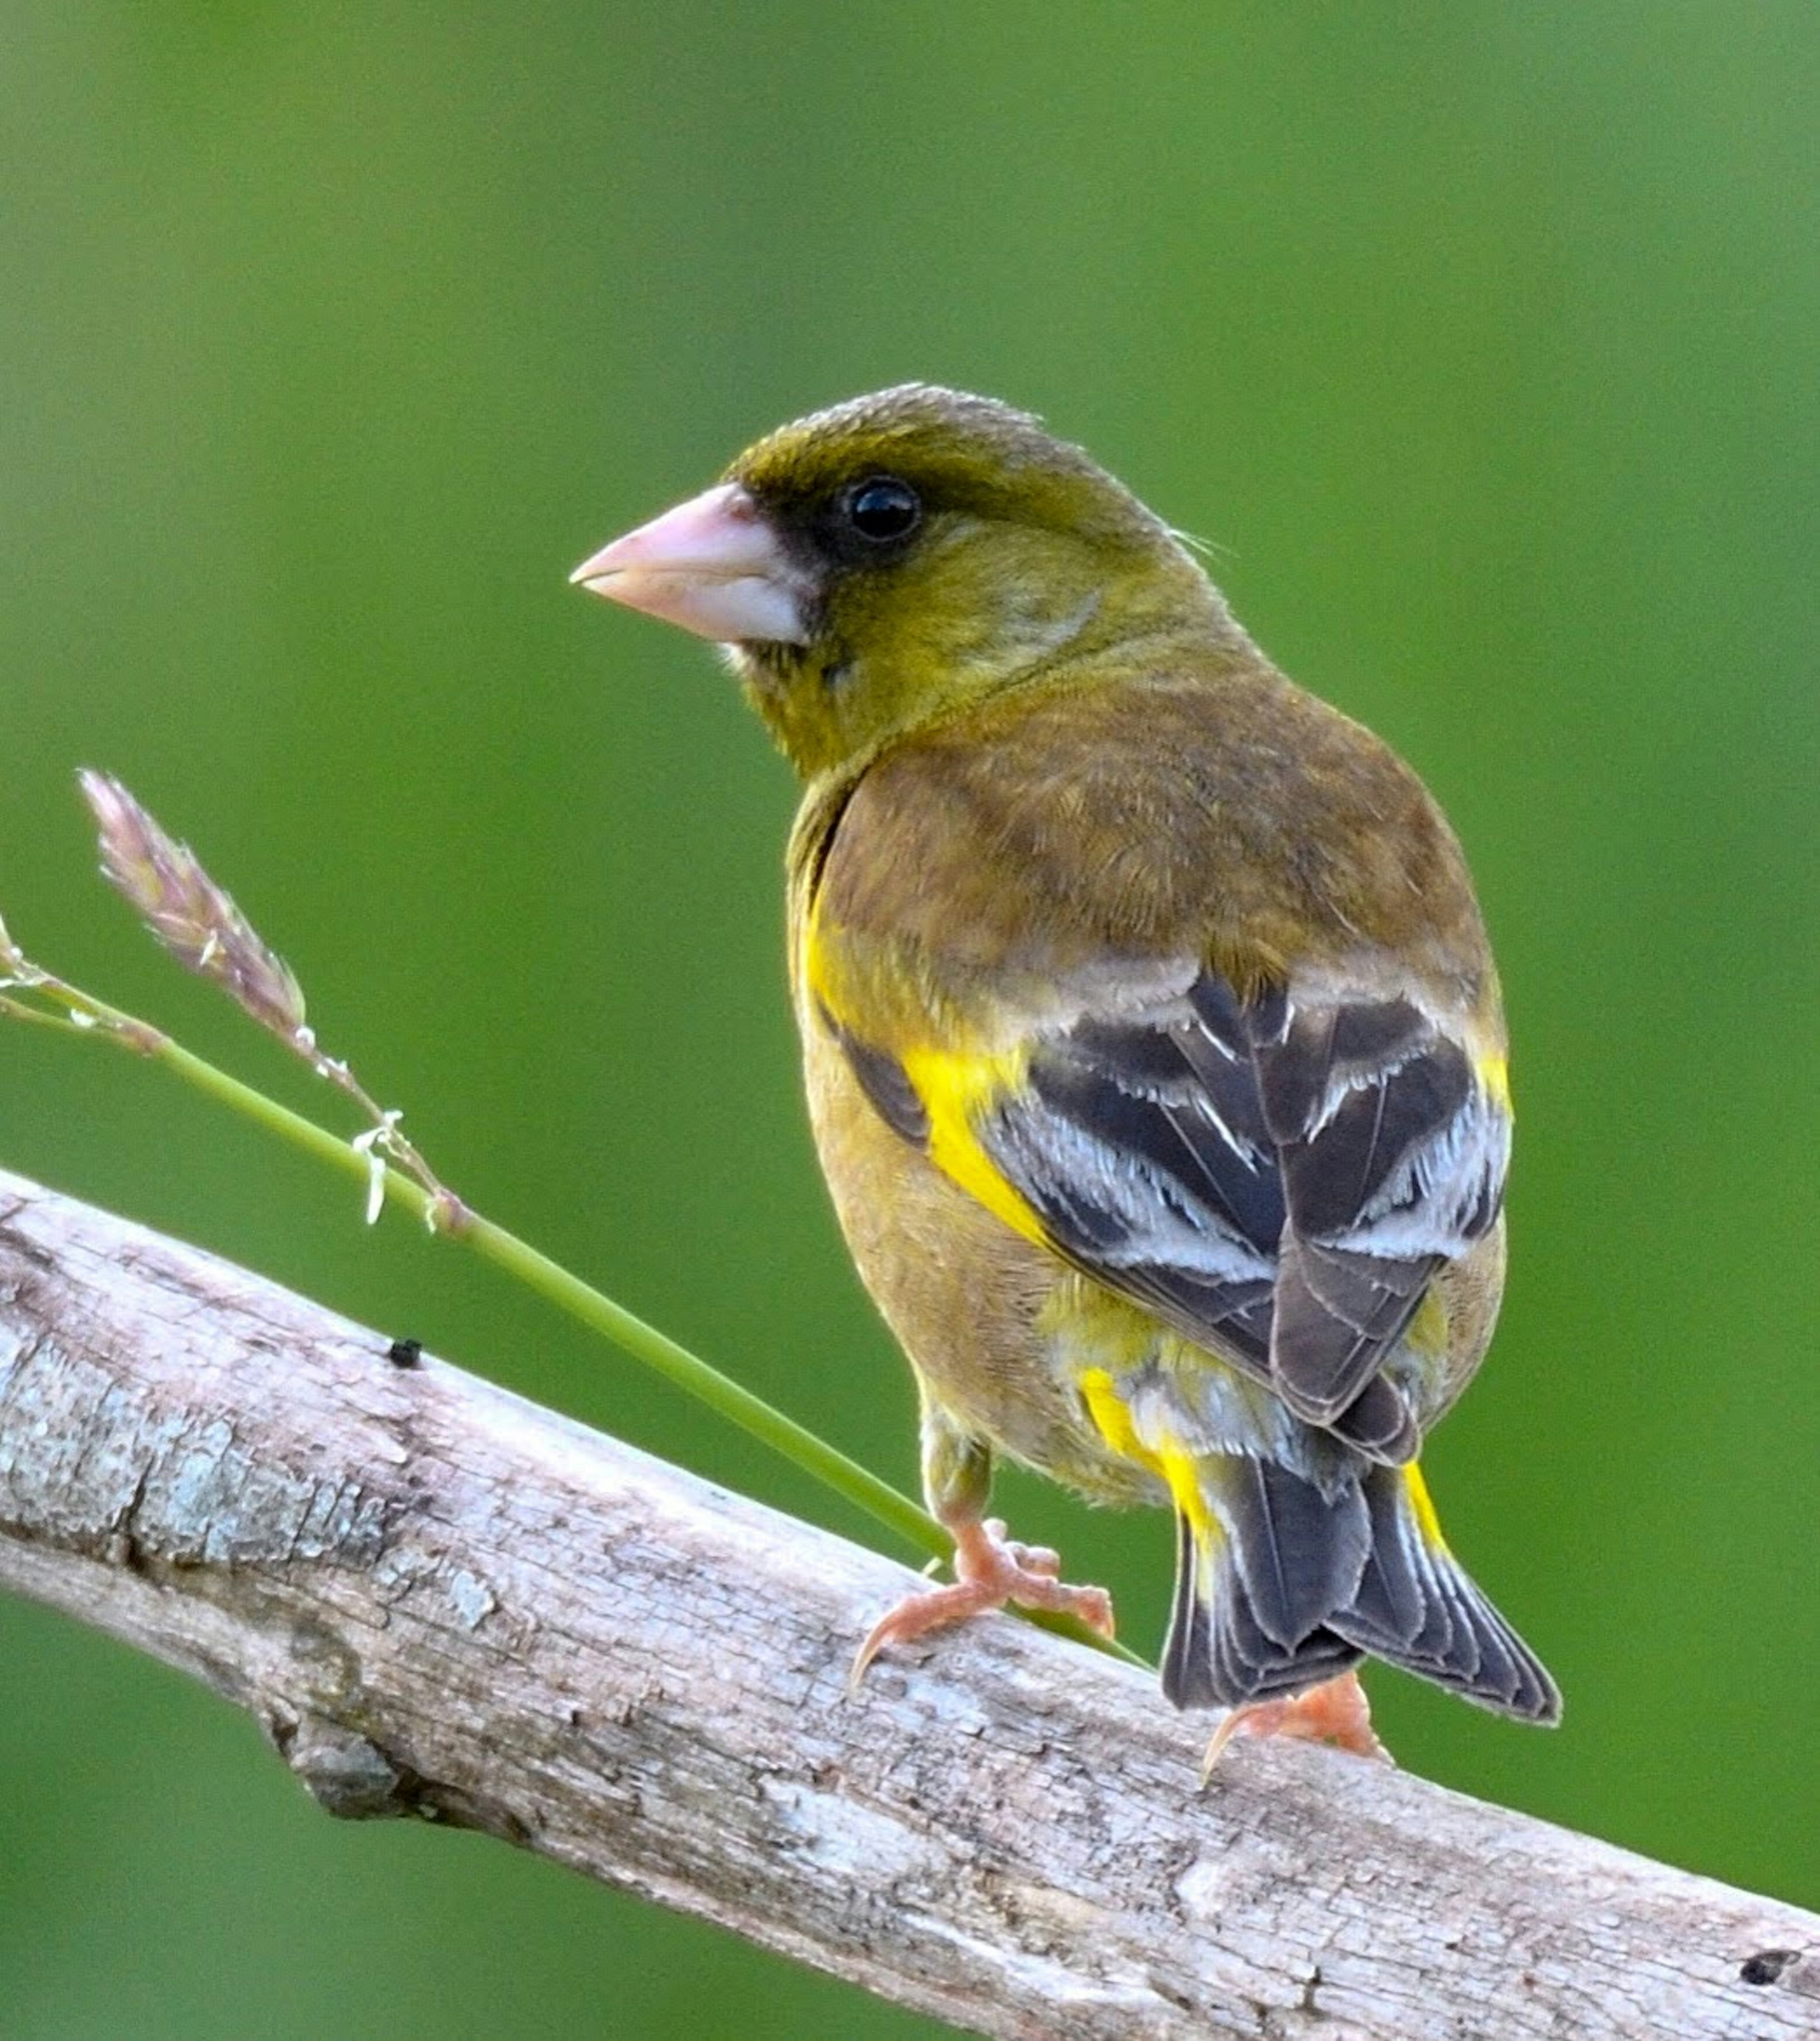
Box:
[572, 385, 1559, 1754]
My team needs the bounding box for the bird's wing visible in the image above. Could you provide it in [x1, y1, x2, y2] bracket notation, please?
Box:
[821, 963, 1510, 1462]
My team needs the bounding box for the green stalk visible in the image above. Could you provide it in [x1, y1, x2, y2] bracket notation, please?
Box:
[153, 1032, 945, 1556]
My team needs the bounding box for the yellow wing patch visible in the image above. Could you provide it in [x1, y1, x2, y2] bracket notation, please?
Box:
[804, 899, 1052, 1245]
[1475, 1051, 1513, 1116]
[800, 886, 1045, 1233]
[897, 1041, 1047, 1246]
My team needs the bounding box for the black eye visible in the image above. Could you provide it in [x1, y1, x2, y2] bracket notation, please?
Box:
[843, 476, 921, 544]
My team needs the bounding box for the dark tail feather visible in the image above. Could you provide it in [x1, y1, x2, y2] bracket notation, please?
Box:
[1161, 1458, 1368, 1710]
[1331, 1464, 1562, 1724]
[1159, 1455, 1561, 1725]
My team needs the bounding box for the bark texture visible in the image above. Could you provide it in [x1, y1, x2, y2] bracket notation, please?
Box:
[0, 1166, 1814, 2041]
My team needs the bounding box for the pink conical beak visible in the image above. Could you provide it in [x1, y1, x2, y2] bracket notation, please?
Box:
[569, 481, 810, 645]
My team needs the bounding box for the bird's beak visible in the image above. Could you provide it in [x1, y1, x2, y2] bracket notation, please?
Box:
[569, 481, 811, 646]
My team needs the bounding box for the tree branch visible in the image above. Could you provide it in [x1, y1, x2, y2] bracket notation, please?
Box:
[0, 1166, 1813, 2041]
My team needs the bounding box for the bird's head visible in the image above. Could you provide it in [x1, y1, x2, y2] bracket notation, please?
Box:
[571, 384, 1231, 778]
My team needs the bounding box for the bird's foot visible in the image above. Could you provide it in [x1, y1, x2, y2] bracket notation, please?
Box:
[1200, 1670, 1391, 1779]
[850, 1516, 1114, 1691]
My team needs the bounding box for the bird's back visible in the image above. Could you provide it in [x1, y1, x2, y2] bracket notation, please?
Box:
[801, 652, 1499, 1025]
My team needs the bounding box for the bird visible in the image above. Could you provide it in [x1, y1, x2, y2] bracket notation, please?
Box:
[570, 384, 1560, 1758]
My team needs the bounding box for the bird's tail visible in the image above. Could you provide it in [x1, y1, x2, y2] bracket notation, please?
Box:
[1161, 1456, 1560, 1724]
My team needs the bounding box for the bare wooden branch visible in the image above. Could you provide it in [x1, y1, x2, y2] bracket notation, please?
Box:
[0, 1165, 1813, 2041]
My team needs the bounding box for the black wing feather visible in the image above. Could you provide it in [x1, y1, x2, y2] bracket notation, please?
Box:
[833, 967, 1506, 1458]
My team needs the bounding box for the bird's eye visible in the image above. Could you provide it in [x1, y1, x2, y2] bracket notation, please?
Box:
[843, 477, 921, 544]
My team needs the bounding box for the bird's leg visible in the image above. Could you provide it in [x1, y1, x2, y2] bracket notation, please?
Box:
[1200, 1669, 1390, 1778]
[850, 1416, 1114, 1691]
[850, 1516, 1117, 1687]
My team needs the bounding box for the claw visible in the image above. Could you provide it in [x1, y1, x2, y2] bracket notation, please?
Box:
[1200, 1669, 1391, 1780]
[850, 1516, 1114, 1693]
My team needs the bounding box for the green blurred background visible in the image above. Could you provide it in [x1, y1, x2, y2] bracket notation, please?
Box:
[2, 5, 1814, 2035]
